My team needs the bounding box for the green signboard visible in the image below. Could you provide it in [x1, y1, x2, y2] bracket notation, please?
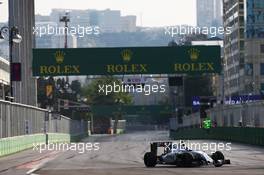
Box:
[91, 105, 172, 115]
[32, 46, 221, 76]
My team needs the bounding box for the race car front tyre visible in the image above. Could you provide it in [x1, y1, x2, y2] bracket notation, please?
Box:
[144, 152, 157, 167]
[212, 151, 225, 167]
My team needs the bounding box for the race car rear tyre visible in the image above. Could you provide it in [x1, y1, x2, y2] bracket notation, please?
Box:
[144, 152, 157, 167]
[180, 152, 194, 167]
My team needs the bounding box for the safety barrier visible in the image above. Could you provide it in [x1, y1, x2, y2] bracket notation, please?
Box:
[0, 134, 45, 157]
[0, 100, 90, 138]
[0, 100, 47, 138]
[170, 127, 264, 146]
[0, 100, 91, 157]
[47, 133, 71, 143]
[0, 132, 91, 157]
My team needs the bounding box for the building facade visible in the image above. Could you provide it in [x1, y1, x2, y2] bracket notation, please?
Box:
[223, 0, 245, 96]
[244, 0, 264, 94]
[0, 57, 9, 100]
[223, 0, 264, 96]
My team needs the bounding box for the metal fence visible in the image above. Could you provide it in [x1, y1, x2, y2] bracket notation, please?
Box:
[0, 100, 89, 138]
[170, 101, 264, 130]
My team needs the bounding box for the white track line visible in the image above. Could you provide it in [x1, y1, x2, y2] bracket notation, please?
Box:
[26, 153, 59, 175]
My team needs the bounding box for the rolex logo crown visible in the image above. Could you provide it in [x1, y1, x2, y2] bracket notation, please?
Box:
[121, 49, 132, 62]
[188, 48, 200, 61]
[55, 51, 65, 64]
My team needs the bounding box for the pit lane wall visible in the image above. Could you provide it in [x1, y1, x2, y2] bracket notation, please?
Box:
[169, 102, 264, 146]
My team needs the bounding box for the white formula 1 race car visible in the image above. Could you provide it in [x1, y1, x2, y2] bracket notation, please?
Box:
[144, 142, 231, 167]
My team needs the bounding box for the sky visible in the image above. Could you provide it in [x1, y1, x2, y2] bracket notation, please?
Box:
[0, 0, 197, 27]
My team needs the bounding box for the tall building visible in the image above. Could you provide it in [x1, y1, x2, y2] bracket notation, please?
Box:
[223, 0, 264, 96]
[223, 0, 245, 96]
[244, 0, 264, 94]
[197, 0, 223, 28]
[121, 16, 137, 32]
[9, 0, 37, 105]
[98, 9, 121, 33]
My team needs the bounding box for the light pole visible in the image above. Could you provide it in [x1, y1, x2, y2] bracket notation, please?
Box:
[60, 12, 70, 49]
[60, 12, 70, 83]
[0, 26, 22, 101]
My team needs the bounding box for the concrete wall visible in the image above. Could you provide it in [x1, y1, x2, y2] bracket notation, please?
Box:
[0, 133, 73, 157]
[9, 0, 37, 106]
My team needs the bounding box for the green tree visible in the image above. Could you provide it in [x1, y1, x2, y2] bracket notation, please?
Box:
[82, 76, 132, 105]
[82, 76, 133, 134]
[71, 80, 81, 95]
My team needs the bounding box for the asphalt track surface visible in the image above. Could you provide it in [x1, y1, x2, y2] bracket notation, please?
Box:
[0, 131, 264, 175]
